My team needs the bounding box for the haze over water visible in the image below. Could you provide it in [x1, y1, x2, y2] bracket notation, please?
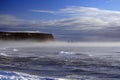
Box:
[0, 41, 120, 80]
[1, 0, 120, 80]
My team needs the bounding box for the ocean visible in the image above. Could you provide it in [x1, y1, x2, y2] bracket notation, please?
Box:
[0, 41, 120, 80]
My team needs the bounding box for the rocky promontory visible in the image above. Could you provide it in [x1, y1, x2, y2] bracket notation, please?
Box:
[0, 31, 55, 41]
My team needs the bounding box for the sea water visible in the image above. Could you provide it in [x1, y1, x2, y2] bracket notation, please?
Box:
[0, 41, 120, 80]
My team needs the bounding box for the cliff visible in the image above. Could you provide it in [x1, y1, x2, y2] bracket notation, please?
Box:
[0, 32, 55, 41]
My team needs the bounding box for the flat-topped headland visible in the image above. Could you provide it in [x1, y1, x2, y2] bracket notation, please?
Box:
[0, 31, 55, 41]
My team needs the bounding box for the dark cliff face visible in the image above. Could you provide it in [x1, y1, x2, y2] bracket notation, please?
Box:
[0, 32, 55, 41]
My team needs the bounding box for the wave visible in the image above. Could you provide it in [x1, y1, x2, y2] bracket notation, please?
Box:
[58, 51, 91, 59]
[1, 71, 97, 80]
[0, 53, 10, 57]
[1, 54, 120, 79]
[0, 71, 120, 80]
[59, 51, 75, 55]
[1, 41, 120, 79]
[0, 71, 57, 80]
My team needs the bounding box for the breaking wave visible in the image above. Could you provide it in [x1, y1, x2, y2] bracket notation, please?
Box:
[0, 53, 9, 57]
[1, 41, 120, 79]
[1, 71, 119, 80]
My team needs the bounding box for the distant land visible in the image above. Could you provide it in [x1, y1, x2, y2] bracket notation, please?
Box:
[0, 31, 55, 41]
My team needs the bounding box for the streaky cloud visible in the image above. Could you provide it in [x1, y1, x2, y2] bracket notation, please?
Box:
[1, 6, 120, 41]
[31, 10, 55, 14]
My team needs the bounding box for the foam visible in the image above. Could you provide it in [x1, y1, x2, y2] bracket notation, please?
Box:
[59, 51, 75, 55]
[13, 48, 18, 52]
[0, 53, 9, 57]
[0, 71, 69, 80]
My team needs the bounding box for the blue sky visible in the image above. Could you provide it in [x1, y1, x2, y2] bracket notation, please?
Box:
[1, 0, 120, 41]
[0, 0, 120, 20]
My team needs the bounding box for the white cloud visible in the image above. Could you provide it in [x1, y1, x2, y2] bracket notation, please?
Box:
[2, 6, 120, 41]
[2, 6, 120, 30]
[0, 15, 29, 27]
[31, 6, 120, 30]
[0, 15, 51, 28]
[31, 10, 55, 14]
[2, 6, 120, 31]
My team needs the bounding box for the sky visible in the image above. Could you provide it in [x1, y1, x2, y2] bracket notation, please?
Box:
[0, 0, 120, 41]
